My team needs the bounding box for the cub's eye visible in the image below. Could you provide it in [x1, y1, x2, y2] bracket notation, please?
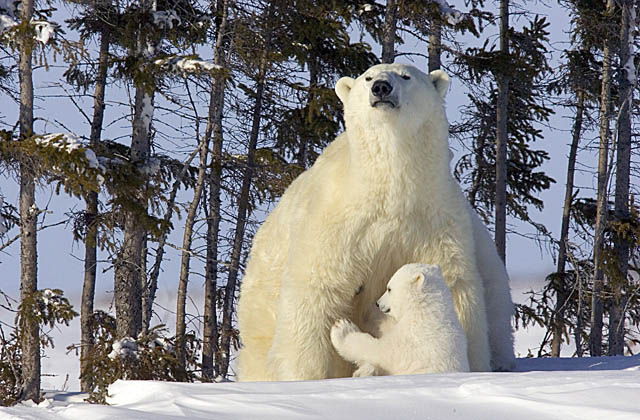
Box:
[365, 76, 373, 81]
[401, 74, 411, 80]
[387, 287, 391, 293]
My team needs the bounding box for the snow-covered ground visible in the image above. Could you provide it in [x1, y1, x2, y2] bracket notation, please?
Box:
[1, 355, 639, 420]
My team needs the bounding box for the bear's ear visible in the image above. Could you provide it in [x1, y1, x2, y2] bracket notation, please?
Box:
[429, 70, 450, 99]
[335, 77, 355, 104]
[411, 272, 426, 289]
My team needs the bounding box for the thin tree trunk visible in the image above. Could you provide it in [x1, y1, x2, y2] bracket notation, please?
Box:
[428, 19, 442, 72]
[202, 0, 231, 381]
[17, 0, 40, 403]
[590, 0, 615, 357]
[381, 0, 398, 63]
[495, 0, 509, 262]
[80, 26, 110, 392]
[175, 130, 211, 375]
[218, 39, 272, 380]
[551, 89, 584, 357]
[609, 0, 634, 356]
[114, 4, 155, 339]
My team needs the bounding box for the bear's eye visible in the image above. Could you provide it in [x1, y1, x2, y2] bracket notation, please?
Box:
[401, 74, 411, 80]
[365, 76, 372, 81]
[387, 287, 391, 293]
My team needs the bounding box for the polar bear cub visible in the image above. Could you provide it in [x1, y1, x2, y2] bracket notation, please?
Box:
[331, 263, 470, 376]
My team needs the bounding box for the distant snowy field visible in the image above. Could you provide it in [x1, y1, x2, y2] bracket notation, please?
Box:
[1, 356, 640, 420]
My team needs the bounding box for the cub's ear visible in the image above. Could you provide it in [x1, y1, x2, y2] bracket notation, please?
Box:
[430, 70, 450, 99]
[411, 272, 426, 289]
[335, 77, 355, 104]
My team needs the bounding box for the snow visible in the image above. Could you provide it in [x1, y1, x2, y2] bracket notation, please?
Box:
[0, 0, 17, 33]
[154, 56, 222, 74]
[0, 13, 16, 33]
[153, 10, 181, 29]
[108, 337, 139, 361]
[36, 133, 82, 153]
[32, 21, 56, 44]
[1, 356, 639, 419]
[432, 0, 465, 25]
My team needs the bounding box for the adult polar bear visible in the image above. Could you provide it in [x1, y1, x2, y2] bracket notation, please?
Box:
[237, 63, 515, 381]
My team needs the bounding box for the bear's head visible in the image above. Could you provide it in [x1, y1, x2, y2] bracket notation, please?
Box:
[376, 263, 447, 320]
[335, 64, 450, 136]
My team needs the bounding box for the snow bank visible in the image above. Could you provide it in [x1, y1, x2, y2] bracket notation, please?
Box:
[1, 356, 639, 420]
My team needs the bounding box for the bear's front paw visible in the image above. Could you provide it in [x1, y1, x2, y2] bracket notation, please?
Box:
[353, 363, 379, 378]
[331, 319, 360, 348]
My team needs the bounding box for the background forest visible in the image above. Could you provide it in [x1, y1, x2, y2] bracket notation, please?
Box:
[0, 0, 639, 406]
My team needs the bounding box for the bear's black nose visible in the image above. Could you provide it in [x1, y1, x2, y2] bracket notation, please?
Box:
[371, 80, 393, 98]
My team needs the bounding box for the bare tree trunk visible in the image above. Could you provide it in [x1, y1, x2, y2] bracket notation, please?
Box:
[17, 0, 40, 403]
[202, 0, 231, 381]
[80, 26, 110, 392]
[428, 19, 442, 72]
[114, 4, 155, 339]
[175, 132, 210, 375]
[609, 0, 634, 356]
[495, 0, 509, 262]
[551, 89, 584, 357]
[590, 0, 615, 357]
[381, 0, 398, 63]
[218, 43, 272, 380]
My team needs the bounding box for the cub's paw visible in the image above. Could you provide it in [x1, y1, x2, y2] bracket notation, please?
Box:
[330, 319, 360, 347]
[353, 363, 379, 378]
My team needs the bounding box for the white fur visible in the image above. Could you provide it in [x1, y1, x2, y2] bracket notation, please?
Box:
[236, 63, 515, 381]
[331, 264, 470, 376]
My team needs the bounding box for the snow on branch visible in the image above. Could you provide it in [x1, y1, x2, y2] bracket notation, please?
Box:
[108, 337, 139, 361]
[431, 0, 465, 25]
[154, 56, 223, 75]
[153, 10, 181, 29]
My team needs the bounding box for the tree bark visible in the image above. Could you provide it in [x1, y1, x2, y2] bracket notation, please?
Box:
[202, 0, 231, 381]
[551, 89, 584, 357]
[381, 0, 398, 63]
[609, 0, 634, 356]
[80, 26, 110, 392]
[428, 19, 442, 72]
[218, 33, 272, 380]
[17, 0, 40, 403]
[175, 128, 211, 374]
[495, 0, 509, 262]
[590, 0, 615, 357]
[114, 2, 155, 340]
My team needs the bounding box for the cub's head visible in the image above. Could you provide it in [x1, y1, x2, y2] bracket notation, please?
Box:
[335, 64, 450, 134]
[376, 263, 447, 320]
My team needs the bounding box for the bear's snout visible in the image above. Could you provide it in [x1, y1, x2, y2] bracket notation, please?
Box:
[371, 80, 393, 98]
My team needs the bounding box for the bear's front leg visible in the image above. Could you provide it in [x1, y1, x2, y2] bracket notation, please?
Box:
[440, 261, 492, 372]
[266, 281, 353, 381]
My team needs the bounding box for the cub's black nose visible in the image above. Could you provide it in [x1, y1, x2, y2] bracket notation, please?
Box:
[371, 80, 393, 98]
[375, 302, 379, 307]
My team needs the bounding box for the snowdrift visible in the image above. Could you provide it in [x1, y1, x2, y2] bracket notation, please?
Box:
[1, 356, 639, 420]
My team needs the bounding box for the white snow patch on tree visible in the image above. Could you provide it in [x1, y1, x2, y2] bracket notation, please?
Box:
[32, 20, 57, 44]
[108, 337, 139, 360]
[0, 13, 16, 32]
[155, 56, 222, 74]
[36, 133, 82, 153]
[432, 0, 465, 25]
[153, 10, 181, 29]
